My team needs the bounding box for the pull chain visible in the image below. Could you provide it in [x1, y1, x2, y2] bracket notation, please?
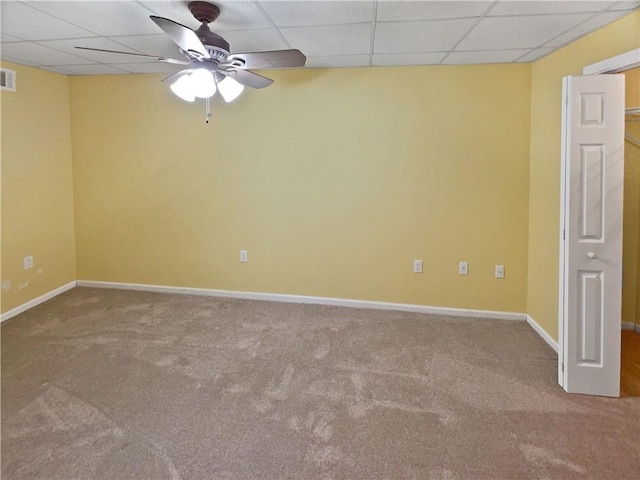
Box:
[205, 97, 212, 124]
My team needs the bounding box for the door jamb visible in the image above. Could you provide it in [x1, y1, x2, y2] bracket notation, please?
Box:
[582, 48, 640, 75]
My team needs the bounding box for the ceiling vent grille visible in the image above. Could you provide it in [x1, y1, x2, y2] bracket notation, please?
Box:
[1, 68, 16, 92]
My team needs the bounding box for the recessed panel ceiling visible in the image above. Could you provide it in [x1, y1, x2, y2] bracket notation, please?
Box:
[38, 38, 144, 64]
[372, 52, 446, 66]
[516, 47, 555, 62]
[0, 0, 637, 74]
[0, 1, 95, 40]
[443, 49, 530, 65]
[28, 1, 161, 36]
[456, 13, 592, 50]
[280, 24, 372, 56]
[374, 18, 476, 53]
[488, 1, 617, 16]
[221, 28, 290, 53]
[1, 33, 25, 42]
[105, 34, 183, 60]
[1, 42, 95, 66]
[376, 1, 492, 21]
[544, 10, 631, 47]
[260, 1, 375, 27]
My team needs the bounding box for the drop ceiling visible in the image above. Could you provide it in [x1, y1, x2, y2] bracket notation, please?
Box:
[1, 0, 638, 75]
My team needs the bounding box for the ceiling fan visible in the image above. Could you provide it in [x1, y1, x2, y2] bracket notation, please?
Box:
[76, 1, 306, 111]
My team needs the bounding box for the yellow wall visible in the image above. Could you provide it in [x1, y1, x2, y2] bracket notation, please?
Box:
[0, 62, 76, 313]
[69, 64, 531, 312]
[527, 12, 640, 340]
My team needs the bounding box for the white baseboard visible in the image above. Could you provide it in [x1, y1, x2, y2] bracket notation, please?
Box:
[77, 280, 528, 322]
[623, 322, 640, 333]
[526, 315, 559, 353]
[1, 281, 77, 323]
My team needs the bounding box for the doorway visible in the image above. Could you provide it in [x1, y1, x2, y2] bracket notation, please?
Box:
[558, 49, 640, 397]
[621, 66, 640, 397]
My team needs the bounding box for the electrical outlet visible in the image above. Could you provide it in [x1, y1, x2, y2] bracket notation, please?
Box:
[23, 255, 33, 270]
[240, 250, 248, 263]
[413, 259, 423, 273]
[459, 261, 468, 275]
[495, 264, 505, 279]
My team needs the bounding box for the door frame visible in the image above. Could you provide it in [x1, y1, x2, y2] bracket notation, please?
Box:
[582, 48, 640, 75]
[558, 48, 640, 391]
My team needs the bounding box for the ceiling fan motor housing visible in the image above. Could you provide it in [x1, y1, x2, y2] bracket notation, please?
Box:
[188, 1, 221, 23]
[194, 24, 230, 57]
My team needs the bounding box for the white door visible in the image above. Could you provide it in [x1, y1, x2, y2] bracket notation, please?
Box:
[559, 74, 625, 397]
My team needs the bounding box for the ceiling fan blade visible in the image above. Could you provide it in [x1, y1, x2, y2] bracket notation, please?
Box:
[226, 49, 306, 69]
[74, 47, 190, 65]
[224, 69, 273, 89]
[150, 16, 210, 59]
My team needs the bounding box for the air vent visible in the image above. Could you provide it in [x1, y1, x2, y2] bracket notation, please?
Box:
[1, 68, 16, 92]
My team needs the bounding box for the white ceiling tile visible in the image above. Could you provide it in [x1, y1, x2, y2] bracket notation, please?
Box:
[515, 48, 555, 62]
[374, 18, 476, 54]
[545, 10, 633, 47]
[260, 1, 374, 27]
[457, 14, 591, 50]
[372, 52, 446, 66]
[0, 2, 96, 40]
[44, 66, 77, 75]
[377, 1, 492, 21]
[1, 33, 24, 42]
[0, 55, 41, 68]
[607, 1, 640, 10]
[488, 1, 615, 16]
[108, 34, 184, 59]
[112, 62, 180, 74]
[55, 64, 131, 75]
[280, 24, 372, 56]
[306, 55, 370, 68]
[219, 28, 289, 53]
[2, 0, 637, 72]
[443, 49, 530, 65]
[27, 1, 160, 36]
[0, 42, 97, 66]
[37, 37, 146, 64]
[139, 1, 274, 31]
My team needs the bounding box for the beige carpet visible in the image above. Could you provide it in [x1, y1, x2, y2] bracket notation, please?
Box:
[2, 287, 639, 479]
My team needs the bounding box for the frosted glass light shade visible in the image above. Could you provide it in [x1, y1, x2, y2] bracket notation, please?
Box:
[218, 76, 244, 103]
[170, 75, 195, 102]
[191, 69, 216, 99]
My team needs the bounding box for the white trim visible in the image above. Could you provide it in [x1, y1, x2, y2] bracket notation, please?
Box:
[582, 48, 640, 75]
[622, 322, 636, 331]
[77, 280, 527, 321]
[636, 324, 640, 334]
[1, 281, 77, 323]
[558, 75, 571, 385]
[526, 315, 559, 353]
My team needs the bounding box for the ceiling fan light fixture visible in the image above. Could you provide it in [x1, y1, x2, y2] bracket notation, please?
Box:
[217, 76, 244, 103]
[170, 75, 195, 102]
[191, 68, 217, 98]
